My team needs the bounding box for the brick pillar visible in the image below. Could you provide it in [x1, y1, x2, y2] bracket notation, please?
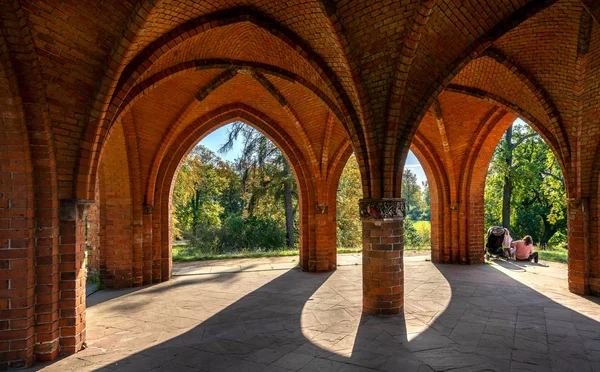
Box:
[58, 199, 90, 355]
[0, 185, 36, 367]
[152, 205, 162, 283]
[567, 197, 590, 295]
[142, 205, 153, 285]
[360, 198, 405, 315]
[33, 201, 60, 363]
[314, 203, 336, 271]
[132, 221, 143, 287]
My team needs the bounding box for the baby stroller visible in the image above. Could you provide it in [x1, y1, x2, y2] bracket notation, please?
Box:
[485, 226, 506, 261]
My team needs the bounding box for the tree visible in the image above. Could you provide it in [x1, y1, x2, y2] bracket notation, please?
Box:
[498, 124, 537, 230]
[419, 181, 431, 221]
[171, 146, 225, 239]
[401, 169, 423, 220]
[220, 122, 297, 248]
[485, 121, 566, 248]
[336, 155, 362, 248]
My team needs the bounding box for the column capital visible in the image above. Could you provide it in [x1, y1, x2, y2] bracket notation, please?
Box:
[143, 204, 154, 215]
[59, 199, 94, 222]
[316, 203, 328, 214]
[359, 198, 405, 221]
[567, 197, 589, 213]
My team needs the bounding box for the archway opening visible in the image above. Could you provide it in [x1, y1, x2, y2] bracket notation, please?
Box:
[484, 118, 567, 264]
[171, 121, 300, 263]
[403, 151, 432, 258]
[336, 152, 431, 258]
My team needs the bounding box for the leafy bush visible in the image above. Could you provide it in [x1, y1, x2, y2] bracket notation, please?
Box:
[220, 215, 286, 252]
[242, 216, 286, 250]
[414, 221, 431, 248]
[185, 223, 220, 254]
[546, 230, 567, 250]
[404, 217, 422, 248]
[185, 216, 286, 255]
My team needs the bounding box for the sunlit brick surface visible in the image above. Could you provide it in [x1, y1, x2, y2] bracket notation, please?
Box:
[1, 0, 600, 366]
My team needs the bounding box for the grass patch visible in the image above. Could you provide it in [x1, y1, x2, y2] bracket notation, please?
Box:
[172, 243, 431, 263]
[538, 249, 568, 263]
[172, 246, 299, 262]
[337, 247, 362, 254]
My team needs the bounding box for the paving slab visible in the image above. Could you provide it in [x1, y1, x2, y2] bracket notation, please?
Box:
[29, 256, 600, 372]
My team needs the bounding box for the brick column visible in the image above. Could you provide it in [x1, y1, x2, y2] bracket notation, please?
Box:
[360, 198, 405, 315]
[132, 221, 143, 287]
[314, 203, 336, 271]
[58, 199, 91, 354]
[567, 197, 590, 295]
[142, 205, 153, 285]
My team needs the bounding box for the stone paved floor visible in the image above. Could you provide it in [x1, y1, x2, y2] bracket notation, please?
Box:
[31, 256, 600, 372]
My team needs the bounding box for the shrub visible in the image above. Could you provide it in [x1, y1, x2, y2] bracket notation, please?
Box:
[404, 217, 422, 248]
[219, 215, 286, 252]
[185, 223, 220, 254]
[546, 230, 567, 250]
[414, 221, 431, 248]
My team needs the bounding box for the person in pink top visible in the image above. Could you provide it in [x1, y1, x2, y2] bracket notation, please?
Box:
[511, 235, 538, 263]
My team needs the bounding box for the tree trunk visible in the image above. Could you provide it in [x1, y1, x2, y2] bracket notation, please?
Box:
[540, 218, 557, 250]
[502, 178, 512, 230]
[502, 125, 513, 230]
[283, 163, 294, 248]
[192, 189, 201, 228]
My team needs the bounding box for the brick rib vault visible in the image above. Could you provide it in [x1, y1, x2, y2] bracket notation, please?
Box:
[1, 0, 599, 367]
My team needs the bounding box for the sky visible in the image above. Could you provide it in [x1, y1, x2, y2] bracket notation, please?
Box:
[199, 123, 428, 187]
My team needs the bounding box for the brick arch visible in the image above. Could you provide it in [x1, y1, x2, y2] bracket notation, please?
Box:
[445, 84, 568, 176]
[390, 0, 562, 197]
[473, 49, 569, 160]
[96, 121, 136, 288]
[133, 65, 336, 204]
[410, 84, 572, 264]
[414, 90, 571, 265]
[409, 135, 451, 263]
[80, 59, 357, 201]
[321, 142, 356, 266]
[149, 104, 330, 277]
[78, 8, 368, 202]
[109, 60, 345, 143]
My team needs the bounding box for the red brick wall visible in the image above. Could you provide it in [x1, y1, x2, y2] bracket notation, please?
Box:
[2, 1, 600, 367]
[99, 124, 134, 289]
[0, 38, 36, 368]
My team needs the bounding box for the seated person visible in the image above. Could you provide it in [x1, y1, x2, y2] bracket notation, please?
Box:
[510, 235, 538, 263]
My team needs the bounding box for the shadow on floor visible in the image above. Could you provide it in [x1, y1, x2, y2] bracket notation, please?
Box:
[32, 261, 600, 372]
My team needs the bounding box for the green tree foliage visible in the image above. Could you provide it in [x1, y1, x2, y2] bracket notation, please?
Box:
[403, 217, 420, 247]
[220, 122, 297, 247]
[420, 181, 431, 221]
[336, 155, 362, 248]
[173, 133, 434, 255]
[172, 146, 226, 239]
[171, 122, 298, 254]
[402, 169, 430, 221]
[485, 121, 566, 248]
[336, 156, 431, 249]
